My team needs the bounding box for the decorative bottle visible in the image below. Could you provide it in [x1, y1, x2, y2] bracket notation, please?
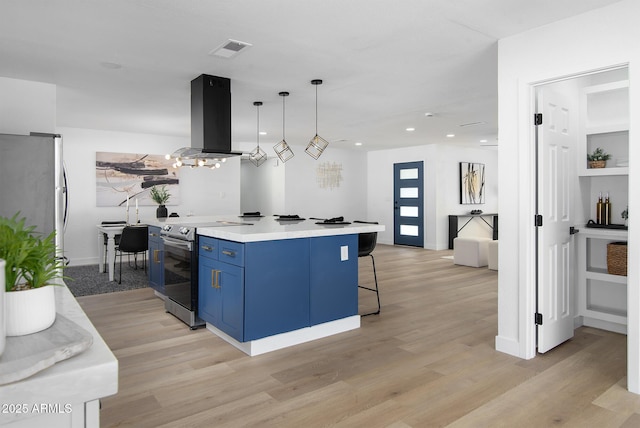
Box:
[604, 193, 611, 225]
[596, 192, 603, 224]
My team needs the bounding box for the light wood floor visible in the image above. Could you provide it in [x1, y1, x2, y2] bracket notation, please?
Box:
[77, 244, 640, 427]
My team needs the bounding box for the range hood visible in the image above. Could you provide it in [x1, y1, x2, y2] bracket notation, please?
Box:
[170, 74, 242, 164]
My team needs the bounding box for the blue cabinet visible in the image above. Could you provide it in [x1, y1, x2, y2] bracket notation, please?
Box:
[198, 234, 359, 343]
[198, 236, 245, 341]
[309, 235, 358, 325]
[148, 226, 164, 294]
[244, 239, 310, 340]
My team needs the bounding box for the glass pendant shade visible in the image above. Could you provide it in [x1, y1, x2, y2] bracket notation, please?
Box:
[274, 91, 294, 163]
[305, 79, 328, 159]
[249, 101, 268, 167]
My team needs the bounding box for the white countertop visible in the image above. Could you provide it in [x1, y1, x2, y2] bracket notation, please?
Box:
[0, 281, 118, 426]
[144, 215, 385, 243]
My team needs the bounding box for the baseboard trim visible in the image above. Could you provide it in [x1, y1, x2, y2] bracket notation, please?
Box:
[206, 315, 361, 356]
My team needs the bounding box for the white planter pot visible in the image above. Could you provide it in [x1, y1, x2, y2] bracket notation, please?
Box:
[5, 285, 56, 336]
[0, 260, 5, 355]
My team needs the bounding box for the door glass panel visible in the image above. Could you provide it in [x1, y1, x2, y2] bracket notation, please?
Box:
[400, 224, 419, 236]
[400, 168, 418, 179]
[400, 206, 418, 217]
[400, 187, 418, 198]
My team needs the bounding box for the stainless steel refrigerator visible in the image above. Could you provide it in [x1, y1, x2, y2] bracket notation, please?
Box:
[0, 133, 67, 261]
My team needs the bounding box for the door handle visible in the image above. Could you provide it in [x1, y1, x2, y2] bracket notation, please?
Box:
[569, 226, 579, 235]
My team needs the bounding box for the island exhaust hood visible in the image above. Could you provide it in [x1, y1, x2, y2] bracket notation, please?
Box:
[169, 74, 242, 164]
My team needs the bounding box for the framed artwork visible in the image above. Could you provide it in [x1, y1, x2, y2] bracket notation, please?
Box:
[96, 151, 180, 207]
[459, 162, 485, 204]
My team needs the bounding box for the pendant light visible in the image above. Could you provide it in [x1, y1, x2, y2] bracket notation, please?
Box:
[273, 91, 294, 162]
[305, 79, 329, 159]
[249, 101, 268, 167]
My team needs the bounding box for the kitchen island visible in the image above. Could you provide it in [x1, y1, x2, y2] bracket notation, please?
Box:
[196, 216, 384, 356]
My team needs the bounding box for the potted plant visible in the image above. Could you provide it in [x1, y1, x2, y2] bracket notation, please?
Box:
[587, 147, 611, 168]
[150, 185, 171, 218]
[0, 213, 63, 336]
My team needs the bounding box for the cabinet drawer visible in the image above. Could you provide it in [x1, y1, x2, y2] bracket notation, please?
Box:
[148, 226, 162, 243]
[219, 240, 245, 267]
[198, 236, 219, 260]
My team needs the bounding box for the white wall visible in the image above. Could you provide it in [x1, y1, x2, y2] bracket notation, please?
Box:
[59, 126, 240, 266]
[281, 144, 368, 221]
[240, 157, 285, 215]
[367, 144, 498, 249]
[0, 77, 56, 134]
[497, 0, 640, 392]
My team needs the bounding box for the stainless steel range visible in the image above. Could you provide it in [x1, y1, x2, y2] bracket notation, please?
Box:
[160, 221, 251, 329]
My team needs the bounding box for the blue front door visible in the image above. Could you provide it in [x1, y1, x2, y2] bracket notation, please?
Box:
[393, 161, 424, 247]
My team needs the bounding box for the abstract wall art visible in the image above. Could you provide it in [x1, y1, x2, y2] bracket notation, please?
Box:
[96, 152, 180, 207]
[459, 162, 485, 204]
[316, 162, 343, 189]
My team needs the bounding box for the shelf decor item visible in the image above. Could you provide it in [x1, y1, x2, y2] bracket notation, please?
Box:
[622, 206, 628, 226]
[607, 241, 627, 276]
[0, 213, 63, 336]
[150, 185, 170, 218]
[587, 147, 611, 168]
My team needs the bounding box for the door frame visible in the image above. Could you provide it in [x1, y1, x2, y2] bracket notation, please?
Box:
[514, 63, 637, 389]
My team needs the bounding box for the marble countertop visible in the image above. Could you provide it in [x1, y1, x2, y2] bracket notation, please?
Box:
[0, 281, 118, 425]
[144, 215, 385, 243]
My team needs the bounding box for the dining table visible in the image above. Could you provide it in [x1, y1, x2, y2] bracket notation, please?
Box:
[97, 224, 125, 282]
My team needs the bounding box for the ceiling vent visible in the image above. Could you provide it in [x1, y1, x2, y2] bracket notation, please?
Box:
[209, 39, 252, 58]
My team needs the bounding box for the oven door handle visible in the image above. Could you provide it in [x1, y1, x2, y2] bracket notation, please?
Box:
[161, 236, 193, 251]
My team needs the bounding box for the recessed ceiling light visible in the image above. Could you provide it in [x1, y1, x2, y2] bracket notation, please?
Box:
[424, 112, 434, 117]
[355, 142, 363, 146]
[100, 61, 122, 70]
[459, 121, 486, 127]
[480, 139, 488, 143]
[209, 39, 252, 58]
[259, 131, 267, 136]
[406, 127, 415, 132]
[446, 134, 455, 138]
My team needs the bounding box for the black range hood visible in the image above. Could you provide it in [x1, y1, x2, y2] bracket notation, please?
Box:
[170, 74, 242, 162]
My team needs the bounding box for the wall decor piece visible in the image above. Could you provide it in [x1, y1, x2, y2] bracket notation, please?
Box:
[459, 162, 485, 204]
[96, 152, 180, 207]
[316, 162, 343, 189]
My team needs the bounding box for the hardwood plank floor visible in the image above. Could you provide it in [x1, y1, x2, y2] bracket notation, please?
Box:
[76, 244, 640, 427]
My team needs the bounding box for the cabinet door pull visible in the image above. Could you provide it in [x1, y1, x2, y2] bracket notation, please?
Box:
[216, 270, 221, 288]
[153, 249, 160, 263]
[211, 269, 220, 289]
[222, 249, 235, 257]
[201, 245, 213, 252]
[149, 232, 158, 237]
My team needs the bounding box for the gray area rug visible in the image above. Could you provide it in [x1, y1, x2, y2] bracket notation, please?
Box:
[63, 262, 149, 297]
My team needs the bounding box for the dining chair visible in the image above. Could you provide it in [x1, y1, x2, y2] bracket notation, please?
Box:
[101, 220, 126, 272]
[354, 220, 380, 316]
[114, 225, 149, 284]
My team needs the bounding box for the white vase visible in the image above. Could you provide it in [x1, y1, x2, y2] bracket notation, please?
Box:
[0, 260, 5, 355]
[5, 285, 56, 336]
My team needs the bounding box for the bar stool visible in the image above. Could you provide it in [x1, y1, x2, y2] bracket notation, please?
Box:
[354, 220, 380, 316]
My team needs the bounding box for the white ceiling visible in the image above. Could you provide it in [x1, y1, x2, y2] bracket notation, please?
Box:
[0, 0, 623, 152]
